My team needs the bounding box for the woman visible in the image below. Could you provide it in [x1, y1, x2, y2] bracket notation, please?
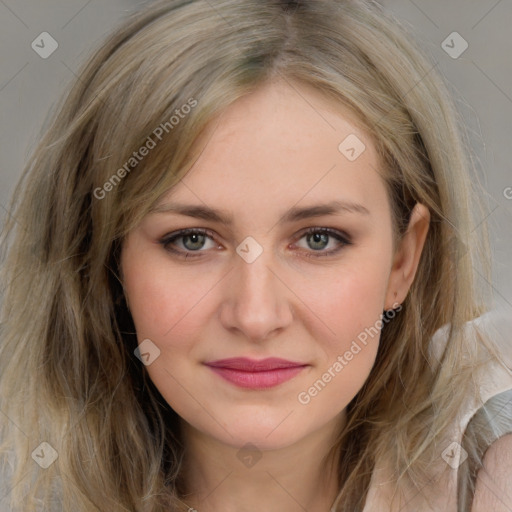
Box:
[0, 0, 511, 510]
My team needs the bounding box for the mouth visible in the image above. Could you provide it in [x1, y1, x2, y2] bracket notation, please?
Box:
[203, 357, 309, 389]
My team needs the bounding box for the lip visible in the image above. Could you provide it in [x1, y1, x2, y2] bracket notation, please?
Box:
[204, 357, 309, 389]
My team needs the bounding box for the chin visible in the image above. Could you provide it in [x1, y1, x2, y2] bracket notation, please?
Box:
[183, 411, 306, 452]
[228, 429, 306, 452]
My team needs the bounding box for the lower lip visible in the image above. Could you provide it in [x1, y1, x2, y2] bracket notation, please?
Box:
[206, 366, 307, 389]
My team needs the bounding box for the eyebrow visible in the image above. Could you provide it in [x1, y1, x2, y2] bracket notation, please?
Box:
[150, 199, 370, 225]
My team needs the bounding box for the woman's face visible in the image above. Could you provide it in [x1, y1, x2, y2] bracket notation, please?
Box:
[121, 80, 426, 451]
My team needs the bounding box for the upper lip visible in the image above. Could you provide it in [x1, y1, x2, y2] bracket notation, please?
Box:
[204, 357, 308, 372]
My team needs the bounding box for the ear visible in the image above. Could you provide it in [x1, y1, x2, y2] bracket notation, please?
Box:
[384, 203, 430, 310]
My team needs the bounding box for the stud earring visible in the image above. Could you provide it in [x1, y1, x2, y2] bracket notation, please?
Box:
[383, 292, 401, 319]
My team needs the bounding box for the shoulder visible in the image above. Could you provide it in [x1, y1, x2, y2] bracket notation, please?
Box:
[472, 432, 512, 511]
[450, 306, 512, 510]
[431, 305, 512, 406]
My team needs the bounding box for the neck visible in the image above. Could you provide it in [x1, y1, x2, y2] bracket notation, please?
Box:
[179, 413, 345, 512]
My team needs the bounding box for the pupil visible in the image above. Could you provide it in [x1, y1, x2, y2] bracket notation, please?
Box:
[309, 233, 327, 250]
[185, 234, 204, 250]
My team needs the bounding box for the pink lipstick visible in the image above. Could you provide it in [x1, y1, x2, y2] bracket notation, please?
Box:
[204, 357, 309, 389]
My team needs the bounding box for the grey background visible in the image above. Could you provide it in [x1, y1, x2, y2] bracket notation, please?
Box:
[0, 0, 511, 308]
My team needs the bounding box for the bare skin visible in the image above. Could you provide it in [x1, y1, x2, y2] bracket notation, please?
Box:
[121, 79, 430, 512]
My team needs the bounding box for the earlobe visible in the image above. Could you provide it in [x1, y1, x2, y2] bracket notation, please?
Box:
[385, 203, 430, 309]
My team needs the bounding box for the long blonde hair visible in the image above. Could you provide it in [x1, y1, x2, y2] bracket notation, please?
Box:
[0, 0, 502, 510]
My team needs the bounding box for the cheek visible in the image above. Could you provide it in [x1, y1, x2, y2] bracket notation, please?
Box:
[293, 262, 388, 402]
[120, 237, 390, 444]
[297, 261, 389, 343]
[122, 246, 214, 342]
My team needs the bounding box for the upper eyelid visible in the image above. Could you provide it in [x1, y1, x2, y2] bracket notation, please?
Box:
[160, 228, 216, 244]
[160, 226, 350, 250]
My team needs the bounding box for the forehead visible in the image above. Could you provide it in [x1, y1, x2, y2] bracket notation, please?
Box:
[156, 80, 389, 225]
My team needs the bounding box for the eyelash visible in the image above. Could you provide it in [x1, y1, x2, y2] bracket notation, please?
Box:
[159, 227, 352, 259]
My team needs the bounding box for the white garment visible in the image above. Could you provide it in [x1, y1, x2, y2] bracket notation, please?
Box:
[1, 308, 511, 511]
[358, 305, 512, 512]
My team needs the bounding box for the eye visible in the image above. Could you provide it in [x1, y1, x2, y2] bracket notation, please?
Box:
[159, 228, 219, 257]
[159, 226, 352, 259]
[293, 227, 352, 257]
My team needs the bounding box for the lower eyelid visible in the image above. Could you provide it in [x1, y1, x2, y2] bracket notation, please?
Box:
[160, 230, 217, 253]
[160, 228, 351, 256]
[293, 237, 349, 258]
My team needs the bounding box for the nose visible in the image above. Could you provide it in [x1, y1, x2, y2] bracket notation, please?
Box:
[219, 248, 293, 342]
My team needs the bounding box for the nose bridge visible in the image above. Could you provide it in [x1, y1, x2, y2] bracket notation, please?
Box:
[235, 234, 277, 295]
[221, 241, 292, 340]
[237, 248, 275, 300]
